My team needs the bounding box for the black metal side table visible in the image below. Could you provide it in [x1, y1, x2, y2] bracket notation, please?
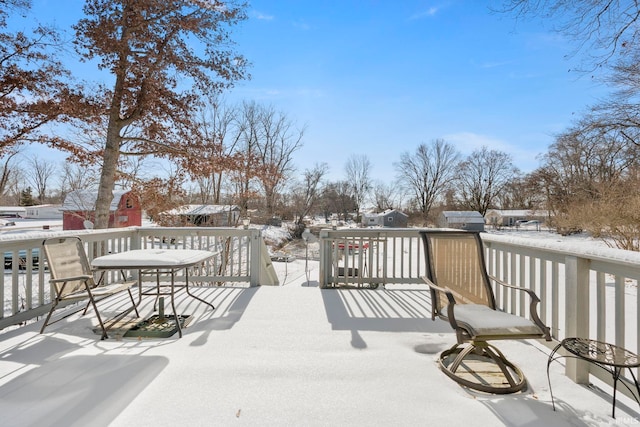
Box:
[547, 337, 640, 418]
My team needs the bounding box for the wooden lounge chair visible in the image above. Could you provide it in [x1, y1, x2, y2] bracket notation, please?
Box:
[40, 237, 139, 339]
[420, 230, 551, 393]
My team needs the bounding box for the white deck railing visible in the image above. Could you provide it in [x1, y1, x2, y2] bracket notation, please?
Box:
[318, 228, 427, 288]
[482, 232, 640, 393]
[2, 226, 638, 398]
[0, 226, 276, 330]
[318, 228, 639, 399]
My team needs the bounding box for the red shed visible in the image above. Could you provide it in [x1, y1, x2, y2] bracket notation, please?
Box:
[61, 190, 142, 230]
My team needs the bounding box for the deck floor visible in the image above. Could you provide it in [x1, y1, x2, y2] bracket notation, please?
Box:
[0, 259, 638, 426]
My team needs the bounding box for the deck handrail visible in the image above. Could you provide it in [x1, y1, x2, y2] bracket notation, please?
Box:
[2, 225, 638, 399]
[0, 226, 268, 330]
[318, 228, 639, 400]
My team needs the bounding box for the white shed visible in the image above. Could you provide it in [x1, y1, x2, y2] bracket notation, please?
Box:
[163, 204, 241, 226]
[438, 211, 485, 231]
[23, 204, 63, 219]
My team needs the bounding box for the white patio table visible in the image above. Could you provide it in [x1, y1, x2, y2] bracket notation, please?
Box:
[91, 249, 216, 337]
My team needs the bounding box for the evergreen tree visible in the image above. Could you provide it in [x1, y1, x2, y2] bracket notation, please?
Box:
[20, 187, 36, 206]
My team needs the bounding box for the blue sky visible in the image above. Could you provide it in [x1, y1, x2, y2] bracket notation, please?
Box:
[225, 0, 609, 182]
[19, 0, 610, 183]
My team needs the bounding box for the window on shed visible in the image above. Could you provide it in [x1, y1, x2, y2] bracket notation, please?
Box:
[126, 198, 133, 208]
[387, 217, 393, 222]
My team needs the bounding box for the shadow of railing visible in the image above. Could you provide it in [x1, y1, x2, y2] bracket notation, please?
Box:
[186, 286, 260, 346]
[321, 287, 452, 349]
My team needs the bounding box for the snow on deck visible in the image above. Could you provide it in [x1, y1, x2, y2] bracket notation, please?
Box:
[0, 257, 638, 426]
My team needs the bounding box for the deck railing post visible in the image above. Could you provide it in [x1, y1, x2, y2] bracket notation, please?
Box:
[564, 255, 590, 383]
[249, 229, 261, 287]
[131, 227, 142, 250]
[318, 230, 330, 288]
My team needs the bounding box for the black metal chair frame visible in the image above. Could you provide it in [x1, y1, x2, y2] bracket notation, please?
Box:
[420, 230, 551, 393]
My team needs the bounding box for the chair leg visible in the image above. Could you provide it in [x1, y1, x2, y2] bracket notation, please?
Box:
[127, 288, 140, 317]
[40, 300, 61, 334]
[439, 341, 527, 394]
[82, 300, 92, 316]
[85, 293, 109, 340]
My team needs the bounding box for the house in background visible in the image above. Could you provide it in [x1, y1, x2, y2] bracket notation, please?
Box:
[361, 209, 408, 228]
[438, 211, 485, 232]
[485, 209, 549, 227]
[0, 206, 26, 218]
[23, 204, 62, 220]
[61, 190, 142, 230]
[162, 204, 241, 227]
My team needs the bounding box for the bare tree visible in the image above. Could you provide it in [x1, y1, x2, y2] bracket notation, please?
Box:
[72, 0, 249, 228]
[495, 175, 544, 210]
[456, 147, 518, 216]
[59, 162, 99, 194]
[290, 163, 328, 228]
[255, 104, 305, 216]
[231, 100, 264, 212]
[499, 1, 640, 71]
[395, 139, 460, 220]
[535, 117, 640, 235]
[321, 181, 356, 222]
[189, 96, 240, 204]
[25, 155, 56, 203]
[371, 180, 403, 212]
[345, 154, 371, 222]
[0, 150, 20, 201]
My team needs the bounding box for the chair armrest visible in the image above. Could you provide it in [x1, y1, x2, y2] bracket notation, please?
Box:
[420, 276, 459, 328]
[488, 274, 551, 341]
[50, 275, 93, 284]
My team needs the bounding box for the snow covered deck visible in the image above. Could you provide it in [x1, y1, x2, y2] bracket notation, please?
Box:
[0, 258, 638, 426]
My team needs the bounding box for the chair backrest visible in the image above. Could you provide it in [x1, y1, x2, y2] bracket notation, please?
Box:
[42, 237, 94, 298]
[420, 230, 496, 314]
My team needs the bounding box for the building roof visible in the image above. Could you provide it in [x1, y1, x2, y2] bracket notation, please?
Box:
[486, 209, 549, 217]
[440, 211, 484, 223]
[164, 204, 240, 216]
[441, 211, 483, 218]
[61, 190, 130, 211]
[365, 209, 407, 218]
[0, 206, 26, 213]
[24, 204, 61, 209]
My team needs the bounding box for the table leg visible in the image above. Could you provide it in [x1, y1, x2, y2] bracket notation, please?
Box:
[609, 366, 640, 419]
[185, 267, 215, 310]
[547, 342, 563, 411]
[611, 366, 621, 418]
[170, 269, 182, 338]
[627, 368, 640, 411]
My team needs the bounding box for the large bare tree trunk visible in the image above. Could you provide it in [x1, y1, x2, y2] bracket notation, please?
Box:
[95, 70, 126, 229]
[95, 133, 120, 229]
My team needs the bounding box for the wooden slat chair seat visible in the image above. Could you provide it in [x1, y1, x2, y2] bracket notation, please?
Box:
[40, 237, 139, 339]
[420, 230, 551, 394]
